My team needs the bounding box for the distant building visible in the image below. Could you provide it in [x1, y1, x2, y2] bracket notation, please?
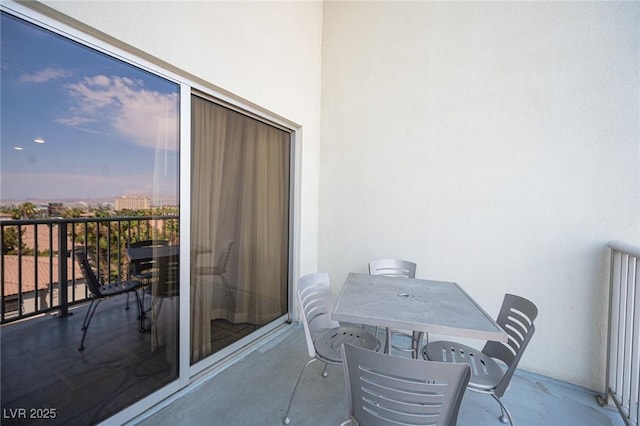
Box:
[114, 196, 150, 211]
[48, 202, 64, 217]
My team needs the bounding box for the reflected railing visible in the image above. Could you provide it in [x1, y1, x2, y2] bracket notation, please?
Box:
[0, 215, 179, 324]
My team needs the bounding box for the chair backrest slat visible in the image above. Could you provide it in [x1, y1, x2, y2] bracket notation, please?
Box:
[342, 343, 470, 426]
[369, 258, 417, 278]
[297, 273, 340, 358]
[74, 247, 103, 296]
[482, 293, 538, 397]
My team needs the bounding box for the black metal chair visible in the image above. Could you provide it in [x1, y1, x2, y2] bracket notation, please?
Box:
[423, 293, 538, 425]
[75, 247, 143, 351]
[341, 343, 471, 426]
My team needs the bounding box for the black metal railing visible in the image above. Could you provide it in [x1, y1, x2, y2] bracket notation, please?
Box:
[0, 215, 179, 324]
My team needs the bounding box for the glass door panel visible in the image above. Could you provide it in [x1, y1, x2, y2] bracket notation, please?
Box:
[0, 11, 180, 424]
[190, 95, 290, 364]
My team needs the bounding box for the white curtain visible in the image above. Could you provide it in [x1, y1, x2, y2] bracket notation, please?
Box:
[190, 95, 289, 363]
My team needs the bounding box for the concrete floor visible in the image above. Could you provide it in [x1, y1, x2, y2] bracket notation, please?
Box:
[132, 325, 625, 426]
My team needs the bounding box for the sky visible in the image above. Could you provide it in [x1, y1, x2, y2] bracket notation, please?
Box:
[0, 12, 180, 205]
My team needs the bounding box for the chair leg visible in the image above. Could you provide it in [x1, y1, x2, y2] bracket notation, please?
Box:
[80, 300, 94, 331]
[385, 328, 392, 354]
[131, 290, 145, 332]
[126, 285, 143, 313]
[218, 274, 235, 308]
[412, 331, 428, 359]
[411, 331, 419, 359]
[283, 358, 317, 425]
[137, 287, 145, 319]
[78, 299, 102, 351]
[492, 394, 514, 425]
[321, 362, 329, 377]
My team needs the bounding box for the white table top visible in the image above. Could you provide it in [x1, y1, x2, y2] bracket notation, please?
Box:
[332, 273, 507, 343]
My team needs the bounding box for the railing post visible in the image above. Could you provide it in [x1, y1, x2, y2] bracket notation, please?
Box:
[57, 221, 69, 318]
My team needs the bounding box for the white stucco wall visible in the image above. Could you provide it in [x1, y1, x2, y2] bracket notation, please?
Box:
[38, 0, 323, 278]
[320, 1, 639, 390]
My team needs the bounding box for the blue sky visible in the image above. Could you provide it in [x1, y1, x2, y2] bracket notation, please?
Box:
[1, 12, 179, 205]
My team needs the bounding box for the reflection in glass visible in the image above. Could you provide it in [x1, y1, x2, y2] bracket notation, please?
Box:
[0, 11, 180, 424]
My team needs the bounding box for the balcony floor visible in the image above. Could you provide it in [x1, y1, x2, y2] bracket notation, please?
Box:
[1, 296, 177, 425]
[2, 302, 626, 426]
[132, 325, 625, 426]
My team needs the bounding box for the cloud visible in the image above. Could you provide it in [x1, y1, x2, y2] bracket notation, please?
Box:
[56, 75, 179, 151]
[55, 116, 96, 127]
[19, 67, 72, 83]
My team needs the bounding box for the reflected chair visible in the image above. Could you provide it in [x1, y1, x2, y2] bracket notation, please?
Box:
[283, 272, 380, 425]
[74, 247, 143, 351]
[195, 240, 235, 308]
[340, 343, 471, 426]
[423, 294, 538, 425]
[127, 239, 169, 312]
[368, 258, 420, 357]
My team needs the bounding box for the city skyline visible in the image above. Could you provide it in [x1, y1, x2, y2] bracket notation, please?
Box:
[0, 194, 178, 208]
[0, 12, 180, 203]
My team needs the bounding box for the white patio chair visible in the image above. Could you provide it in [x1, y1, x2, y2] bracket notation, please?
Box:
[423, 293, 538, 425]
[340, 343, 470, 426]
[282, 272, 379, 425]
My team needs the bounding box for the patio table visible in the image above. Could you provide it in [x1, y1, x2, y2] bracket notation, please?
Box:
[126, 244, 180, 263]
[332, 273, 508, 354]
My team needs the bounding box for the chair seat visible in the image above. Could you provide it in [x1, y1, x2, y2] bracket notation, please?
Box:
[98, 280, 141, 296]
[423, 340, 504, 391]
[314, 326, 378, 363]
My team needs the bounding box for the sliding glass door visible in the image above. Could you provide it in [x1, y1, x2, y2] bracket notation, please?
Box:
[2, 3, 297, 422]
[190, 95, 290, 364]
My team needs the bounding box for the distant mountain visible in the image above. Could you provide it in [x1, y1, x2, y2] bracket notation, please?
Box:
[0, 195, 178, 208]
